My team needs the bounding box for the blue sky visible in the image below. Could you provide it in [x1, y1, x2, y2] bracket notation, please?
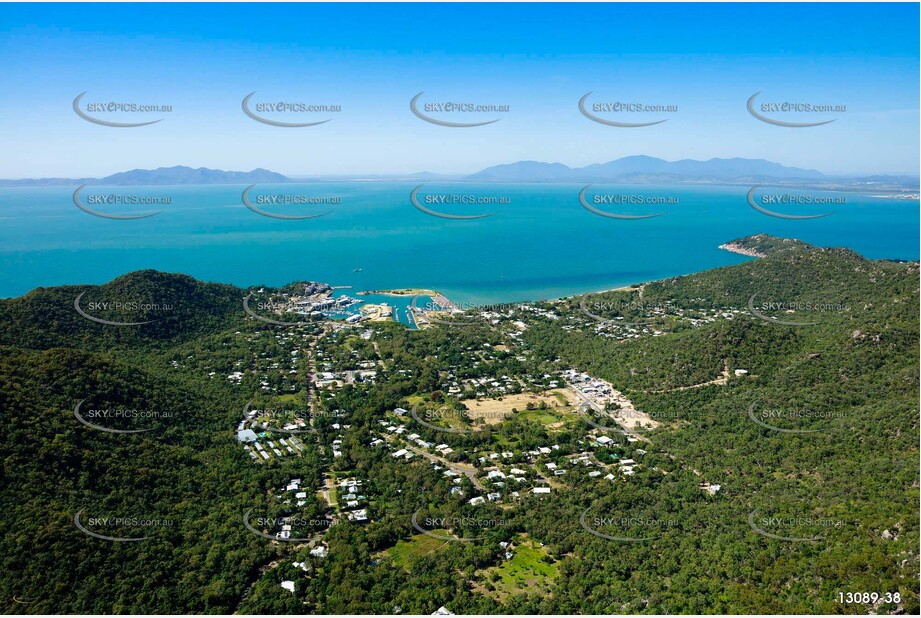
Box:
[1, 2, 918, 177]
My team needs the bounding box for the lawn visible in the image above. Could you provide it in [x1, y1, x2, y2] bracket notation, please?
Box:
[383, 532, 450, 568]
[517, 407, 567, 426]
[479, 538, 559, 600]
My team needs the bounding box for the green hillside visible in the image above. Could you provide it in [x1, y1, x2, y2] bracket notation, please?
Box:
[0, 237, 917, 614]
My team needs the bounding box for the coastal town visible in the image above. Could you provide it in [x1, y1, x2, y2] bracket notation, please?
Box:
[6, 231, 910, 614]
[225, 277, 745, 607]
[4, 1, 917, 613]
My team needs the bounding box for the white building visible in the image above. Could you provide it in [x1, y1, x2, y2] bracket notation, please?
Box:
[310, 545, 328, 558]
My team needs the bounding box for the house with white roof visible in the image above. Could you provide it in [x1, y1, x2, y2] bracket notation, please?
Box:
[310, 545, 328, 558]
[237, 429, 258, 443]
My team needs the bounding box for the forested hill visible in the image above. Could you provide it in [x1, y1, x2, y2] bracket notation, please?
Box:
[541, 233, 919, 394]
[0, 238, 917, 614]
[0, 270, 243, 350]
[648, 234, 914, 320]
[519, 236, 919, 613]
[722, 233, 816, 256]
[0, 272, 323, 613]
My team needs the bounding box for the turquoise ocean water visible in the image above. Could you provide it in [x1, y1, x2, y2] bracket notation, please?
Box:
[1, 184, 917, 314]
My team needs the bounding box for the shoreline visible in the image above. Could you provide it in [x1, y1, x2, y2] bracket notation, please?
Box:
[558, 283, 642, 302]
[9, 238, 916, 304]
[718, 242, 766, 259]
[356, 288, 439, 298]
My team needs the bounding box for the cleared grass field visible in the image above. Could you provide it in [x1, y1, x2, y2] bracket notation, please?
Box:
[462, 390, 573, 422]
[478, 538, 559, 600]
[516, 407, 567, 426]
[382, 531, 450, 568]
[412, 390, 578, 435]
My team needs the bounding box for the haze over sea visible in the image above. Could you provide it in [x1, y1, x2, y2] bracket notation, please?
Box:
[1, 183, 917, 304]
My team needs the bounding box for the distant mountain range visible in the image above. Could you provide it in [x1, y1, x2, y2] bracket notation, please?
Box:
[1, 158, 917, 188]
[0, 166, 290, 187]
[465, 156, 915, 184]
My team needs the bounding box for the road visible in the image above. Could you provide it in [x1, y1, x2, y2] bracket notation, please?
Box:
[410, 444, 484, 490]
[568, 385, 652, 444]
[234, 532, 325, 611]
[644, 359, 730, 393]
[321, 473, 338, 509]
[384, 434, 484, 490]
